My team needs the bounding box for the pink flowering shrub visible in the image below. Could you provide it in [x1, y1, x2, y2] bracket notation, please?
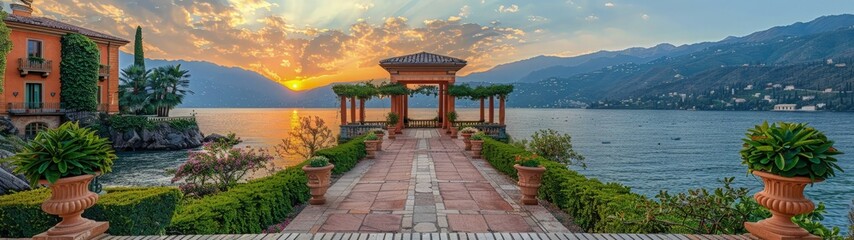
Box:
[172, 142, 274, 196]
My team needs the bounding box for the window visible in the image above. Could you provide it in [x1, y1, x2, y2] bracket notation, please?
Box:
[27, 40, 42, 58]
[97, 86, 102, 104]
[24, 122, 48, 139]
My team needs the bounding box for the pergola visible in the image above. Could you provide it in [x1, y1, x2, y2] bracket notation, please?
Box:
[336, 52, 511, 140]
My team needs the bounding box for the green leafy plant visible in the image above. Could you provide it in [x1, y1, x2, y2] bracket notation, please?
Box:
[370, 128, 385, 134]
[740, 121, 843, 179]
[365, 132, 378, 141]
[118, 65, 152, 114]
[470, 132, 487, 141]
[107, 115, 155, 131]
[460, 127, 479, 133]
[10, 122, 117, 184]
[27, 56, 45, 64]
[168, 118, 198, 131]
[0, 11, 11, 93]
[445, 111, 457, 123]
[527, 129, 586, 168]
[386, 112, 399, 126]
[514, 154, 542, 167]
[308, 156, 330, 167]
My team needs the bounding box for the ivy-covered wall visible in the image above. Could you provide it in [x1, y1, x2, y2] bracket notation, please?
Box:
[60, 33, 100, 111]
[0, 12, 13, 94]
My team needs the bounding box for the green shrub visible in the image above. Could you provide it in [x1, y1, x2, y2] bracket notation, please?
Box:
[308, 156, 331, 167]
[108, 115, 155, 131]
[0, 187, 181, 237]
[60, 33, 100, 111]
[168, 137, 366, 234]
[167, 162, 309, 234]
[168, 118, 198, 131]
[315, 136, 366, 174]
[741, 121, 843, 180]
[481, 137, 666, 233]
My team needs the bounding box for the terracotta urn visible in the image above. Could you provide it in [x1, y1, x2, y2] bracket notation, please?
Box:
[387, 126, 396, 139]
[514, 164, 546, 205]
[364, 140, 379, 159]
[461, 132, 473, 150]
[744, 171, 822, 240]
[34, 174, 109, 240]
[470, 140, 484, 159]
[375, 133, 384, 151]
[450, 128, 458, 139]
[302, 164, 335, 205]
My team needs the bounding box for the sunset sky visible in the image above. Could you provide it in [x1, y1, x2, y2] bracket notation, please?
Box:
[2, 0, 852, 90]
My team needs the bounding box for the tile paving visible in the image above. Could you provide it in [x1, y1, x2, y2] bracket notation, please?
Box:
[284, 129, 569, 234]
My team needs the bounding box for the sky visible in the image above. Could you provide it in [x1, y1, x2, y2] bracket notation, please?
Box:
[3, 0, 853, 90]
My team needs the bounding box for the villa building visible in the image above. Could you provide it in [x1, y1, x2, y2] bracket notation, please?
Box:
[2, 2, 129, 136]
[773, 104, 797, 111]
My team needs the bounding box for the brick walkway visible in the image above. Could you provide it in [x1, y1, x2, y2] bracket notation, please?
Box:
[284, 129, 569, 233]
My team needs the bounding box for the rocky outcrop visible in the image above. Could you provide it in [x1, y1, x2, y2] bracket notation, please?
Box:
[0, 117, 18, 136]
[108, 123, 205, 151]
[0, 162, 29, 195]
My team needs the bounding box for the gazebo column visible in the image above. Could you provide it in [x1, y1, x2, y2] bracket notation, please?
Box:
[404, 95, 409, 121]
[359, 98, 366, 123]
[350, 97, 357, 123]
[479, 98, 485, 122]
[340, 96, 347, 125]
[438, 84, 445, 129]
[448, 95, 455, 132]
[488, 96, 495, 124]
[396, 95, 404, 133]
[443, 85, 450, 130]
[499, 95, 506, 125]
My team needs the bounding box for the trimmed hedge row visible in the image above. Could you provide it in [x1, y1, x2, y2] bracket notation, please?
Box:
[0, 187, 181, 238]
[316, 136, 366, 174]
[168, 137, 367, 234]
[481, 138, 668, 233]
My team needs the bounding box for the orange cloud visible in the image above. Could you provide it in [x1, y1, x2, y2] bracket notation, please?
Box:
[25, 0, 526, 90]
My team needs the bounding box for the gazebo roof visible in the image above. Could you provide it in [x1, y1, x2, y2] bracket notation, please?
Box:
[379, 52, 467, 66]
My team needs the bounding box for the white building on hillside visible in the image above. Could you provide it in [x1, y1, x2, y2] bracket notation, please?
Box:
[773, 104, 797, 111]
[784, 85, 795, 91]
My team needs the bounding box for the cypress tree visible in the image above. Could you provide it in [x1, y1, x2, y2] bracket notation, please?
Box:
[134, 26, 144, 69]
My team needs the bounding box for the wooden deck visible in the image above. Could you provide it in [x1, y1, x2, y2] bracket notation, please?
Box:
[95, 232, 753, 240]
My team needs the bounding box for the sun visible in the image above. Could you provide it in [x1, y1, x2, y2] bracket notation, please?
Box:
[284, 80, 303, 91]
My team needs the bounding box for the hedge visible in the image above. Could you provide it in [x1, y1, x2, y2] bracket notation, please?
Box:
[0, 187, 181, 238]
[60, 33, 100, 111]
[481, 138, 668, 233]
[316, 135, 366, 174]
[168, 137, 367, 234]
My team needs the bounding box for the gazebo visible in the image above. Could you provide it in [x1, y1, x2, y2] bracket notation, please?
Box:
[337, 52, 510, 141]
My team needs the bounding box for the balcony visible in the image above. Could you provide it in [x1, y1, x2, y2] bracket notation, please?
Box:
[18, 58, 52, 77]
[99, 64, 110, 80]
[7, 102, 67, 115]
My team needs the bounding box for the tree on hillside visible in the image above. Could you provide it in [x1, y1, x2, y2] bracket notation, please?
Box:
[149, 64, 193, 117]
[118, 65, 151, 114]
[60, 33, 100, 111]
[0, 12, 12, 94]
[134, 26, 144, 69]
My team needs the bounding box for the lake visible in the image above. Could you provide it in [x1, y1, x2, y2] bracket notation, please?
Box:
[103, 108, 854, 230]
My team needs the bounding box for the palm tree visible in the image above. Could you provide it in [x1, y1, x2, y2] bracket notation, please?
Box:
[118, 65, 151, 115]
[149, 64, 193, 117]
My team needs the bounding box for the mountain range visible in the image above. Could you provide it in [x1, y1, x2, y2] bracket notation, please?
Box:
[122, 14, 854, 109]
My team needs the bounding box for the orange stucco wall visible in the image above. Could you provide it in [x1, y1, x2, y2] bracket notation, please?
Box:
[2, 27, 122, 114]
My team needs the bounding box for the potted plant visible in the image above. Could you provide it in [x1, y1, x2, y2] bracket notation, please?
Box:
[740, 122, 843, 240]
[469, 132, 486, 159]
[446, 111, 458, 136]
[10, 122, 116, 239]
[513, 154, 546, 205]
[302, 156, 335, 205]
[386, 112, 399, 139]
[28, 56, 46, 64]
[371, 128, 385, 151]
[460, 127, 478, 150]
[364, 132, 380, 159]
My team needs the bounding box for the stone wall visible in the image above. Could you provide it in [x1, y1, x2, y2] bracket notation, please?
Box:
[9, 115, 60, 136]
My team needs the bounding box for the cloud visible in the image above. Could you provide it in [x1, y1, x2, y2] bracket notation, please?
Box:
[459, 5, 471, 18]
[498, 4, 519, 13]
[585, 15, 599, 22]
[25, 0, 526, 90]
[355, 2, 375, 10]
[604, 2, 615, 7]
[641, 14, 650, 20]
[528, 15, 549, 22]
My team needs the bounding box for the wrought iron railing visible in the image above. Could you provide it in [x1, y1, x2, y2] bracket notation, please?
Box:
[18, 58, 52, 77]
[7, 102, 67, 114]
[339, 124, 378, 142]
[470, 124, 508, 140]
[99, 64, 110, 79]
[452, 121, 484, 128]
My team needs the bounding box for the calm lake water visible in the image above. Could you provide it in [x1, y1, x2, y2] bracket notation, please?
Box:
[103, 108, 854, 230]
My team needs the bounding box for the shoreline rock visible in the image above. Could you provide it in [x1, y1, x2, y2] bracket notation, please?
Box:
[108, 122, 205, 151]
